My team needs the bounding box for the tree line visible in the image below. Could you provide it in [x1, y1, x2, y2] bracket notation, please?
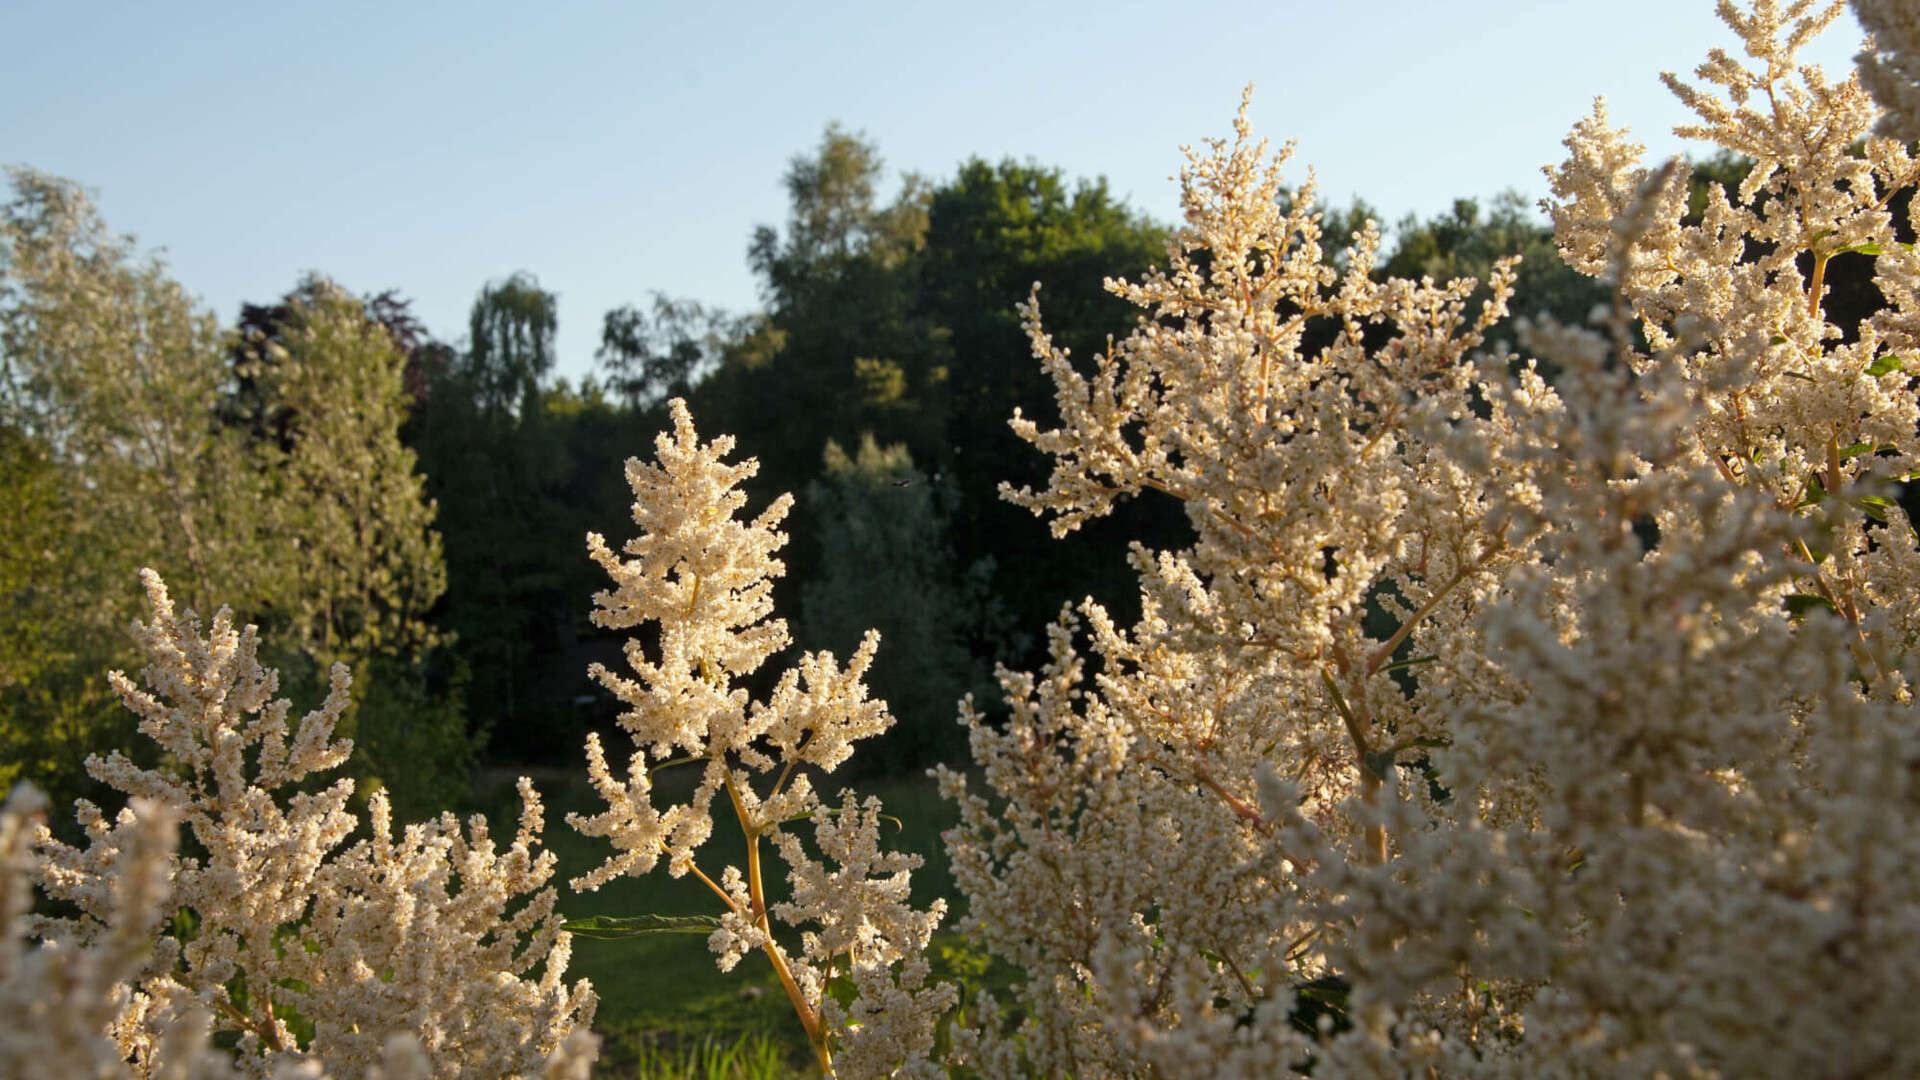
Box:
[28, 128, 1817, 820]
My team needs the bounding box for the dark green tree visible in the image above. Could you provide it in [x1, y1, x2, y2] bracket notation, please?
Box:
[798, 435, 1005, 770]
[466, 271, 558, 419]
[417, 275, 648, 764]
[748, 123, 929, 309]
[415, 276, 555, 754]
[694, 125, 937, 508]
[1382, 190, 1612, 338]
[916, 158, 1180, 646]
[597, 294, 755, 411]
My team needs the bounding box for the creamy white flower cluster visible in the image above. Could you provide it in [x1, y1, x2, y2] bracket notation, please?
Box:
[16, 570, 595, 1080]
[937, 87, 1540, 1077]
[938, 3, 1920, 1077]
[1, 785, 600, 1080]
[568, 400, 953, 1079]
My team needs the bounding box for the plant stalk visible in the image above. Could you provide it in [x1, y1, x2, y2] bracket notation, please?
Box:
[725, 769, 834, 1077]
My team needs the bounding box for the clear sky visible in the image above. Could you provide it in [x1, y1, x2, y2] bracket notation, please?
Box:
[4, 1, 1869, 386]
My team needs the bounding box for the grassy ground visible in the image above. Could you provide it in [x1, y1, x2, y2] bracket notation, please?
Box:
[471, 760, 1002, 1079]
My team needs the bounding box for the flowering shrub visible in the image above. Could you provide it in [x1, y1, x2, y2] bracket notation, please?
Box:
[14, 571, 595, 1079]
[566, 401, 954, 1079]
[936, 2, 1920, 1077]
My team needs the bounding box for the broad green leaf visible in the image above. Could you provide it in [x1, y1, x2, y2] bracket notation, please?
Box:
[1783, 593, 1836, 618]
[826, 974, 860, 1009]
[1796, 473, 1828, 512]
[778, 805, 905, 831]
[1288, 973, 1353, 1038]
[1297, 985, 1347, 1006]
[1851, 494, 1896, 522]
[560, 913, 724, 940]
[1865, 354, 1905, 378]
[1832, 239, 1913, 257]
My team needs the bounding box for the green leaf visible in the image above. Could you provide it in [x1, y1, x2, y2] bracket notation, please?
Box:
[168, 906, 201, 945]
[1379, 654, 1440, 673]
[560, 913, 725, 940]
[1383, 733, 1454, 759]
[1866, 354, 1906, 378]
[1796, 472, 1828, 512]
[1363, 750, 1398, 784]
[826, 974, 860, 1009]
[1297, 985, 1348, 1007]
[1836, 240, 1884, 257]
[1287, 974, 1353, 1038]
[778, 805, 905, 831]
[1838, 442, 1881, 460]
[1783, 593, 1837, 618]
[1852, 494, 1896, 522]
[1782, 371, 1818, 383]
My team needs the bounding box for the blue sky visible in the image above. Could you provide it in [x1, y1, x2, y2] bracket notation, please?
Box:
[4, 1, 1868, 385]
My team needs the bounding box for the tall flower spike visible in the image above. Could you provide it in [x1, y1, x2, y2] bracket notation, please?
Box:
[588, 396, 794, 725]
[570, 399, 948, 1078]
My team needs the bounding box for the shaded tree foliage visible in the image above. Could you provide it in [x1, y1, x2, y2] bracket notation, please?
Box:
[415, 275, 644, 764]
[684, 140, 1178, 697]
[913, 158, 1181, 644]
[0, 172, 455, 817]
[467, 271, 558, 419]
[597, 294, 753, 411]
[798, 436, 1010, 770]
[697, 125, 937, 510]
[1382, 190, 1613, 338]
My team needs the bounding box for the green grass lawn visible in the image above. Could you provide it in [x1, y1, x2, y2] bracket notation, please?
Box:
[470, 759, 998, 1079]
